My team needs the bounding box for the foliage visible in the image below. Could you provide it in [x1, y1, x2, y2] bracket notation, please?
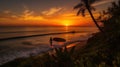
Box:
[0, 46, 76, 67]
[98, 0, 120, 32]
[74, 0, 96, 16]
[50, 46, 76, 67]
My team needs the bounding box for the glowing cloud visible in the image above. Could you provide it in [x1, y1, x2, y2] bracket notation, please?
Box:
[0, 8, 99, 26]
[0, 10, 18, 20]
[42, 7, 62, 16]
[19, 9, 44, 21]
[3, 10, 11, 14]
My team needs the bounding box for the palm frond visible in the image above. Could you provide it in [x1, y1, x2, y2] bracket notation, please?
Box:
[81, 9, 86, 16]
[77, 8, 86, 16]
[90, 6, 96, 11]
[89, 0, 100, 4]
[82, 0, 88, 5]
[102, 10, 106, 15]
[74, 3, 83, 9]
[77, 9, 82, 16]
[107, 7, 112, 13]
[112, 2, 118, 8]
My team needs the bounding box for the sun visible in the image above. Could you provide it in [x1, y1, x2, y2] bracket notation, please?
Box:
[65, 24, 69, 26]
[62, 20, 71, 26]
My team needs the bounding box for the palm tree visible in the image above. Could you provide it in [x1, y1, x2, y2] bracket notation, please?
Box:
[74, 0, 103, 32]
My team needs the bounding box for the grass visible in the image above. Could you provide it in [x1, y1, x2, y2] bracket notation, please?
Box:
[1, 33, 120, 67]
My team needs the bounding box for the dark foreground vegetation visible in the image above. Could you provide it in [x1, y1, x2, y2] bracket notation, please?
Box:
[1, 1, 120, 67]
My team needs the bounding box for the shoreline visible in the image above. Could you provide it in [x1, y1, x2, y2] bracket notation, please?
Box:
[0, 35, 90, 65]
[0, 31, 84, 41]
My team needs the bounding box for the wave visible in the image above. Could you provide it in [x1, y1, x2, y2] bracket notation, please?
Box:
[0, 31, 85, 41]
[0, 35, 91, 65]
[0, 31, 46, 34]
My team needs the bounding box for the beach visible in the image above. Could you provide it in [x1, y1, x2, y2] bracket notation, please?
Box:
[0, 26, 97, 65]
[0, 36, 90, 65]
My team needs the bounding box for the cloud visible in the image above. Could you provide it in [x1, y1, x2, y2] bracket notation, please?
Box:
[21, 5, 45, 20]
[19, 9, 44, 21]
[0, 9, 44, 21]
[22, 9, 34, 17]
[0, 7, 97, 26]
[3, 10, 11, 14]
[0, 10, 18, 20]
[92, 0, 115, 6]
[42, 7, 62, 16]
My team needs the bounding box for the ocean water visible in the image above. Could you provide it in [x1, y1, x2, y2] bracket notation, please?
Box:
[0, 26, 98, 65]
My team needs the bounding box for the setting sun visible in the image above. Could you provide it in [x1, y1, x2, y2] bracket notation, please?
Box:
[62, 20, 72, 26]
[65, 24, 69, 26]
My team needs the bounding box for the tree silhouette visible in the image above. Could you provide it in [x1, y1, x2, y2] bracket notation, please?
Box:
[107, 0, 120, 18]
[98, 0, 120, 32]
[74, 0, 103, 32]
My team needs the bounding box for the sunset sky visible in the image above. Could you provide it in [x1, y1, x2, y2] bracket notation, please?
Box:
[0, 0, 118, 26]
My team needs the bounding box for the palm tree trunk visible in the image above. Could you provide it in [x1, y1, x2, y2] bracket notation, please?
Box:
[87, 7, 103, 32]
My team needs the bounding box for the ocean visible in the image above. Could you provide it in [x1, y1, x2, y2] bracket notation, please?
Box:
[0, 26, 98, 65]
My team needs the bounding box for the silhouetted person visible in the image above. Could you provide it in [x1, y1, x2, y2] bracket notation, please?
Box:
[50, 37, 52, 46]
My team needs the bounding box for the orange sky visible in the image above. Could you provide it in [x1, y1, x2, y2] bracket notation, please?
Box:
[0, 0, 117, 27]
[0, 9, 99, 27]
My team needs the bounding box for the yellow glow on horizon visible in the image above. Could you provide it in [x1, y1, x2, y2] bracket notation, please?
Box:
[0, 10, 98, 26]
[62, 20, 72, 26]
[65, 24, 69, 26]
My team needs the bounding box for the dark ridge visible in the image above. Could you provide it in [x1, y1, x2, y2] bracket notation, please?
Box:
[0, 30, 90, 34]
[0, 31, 80, 41]
[0, 31, 44, 34]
